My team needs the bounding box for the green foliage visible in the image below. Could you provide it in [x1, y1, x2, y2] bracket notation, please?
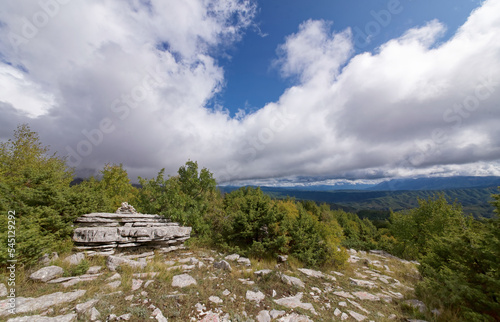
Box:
[99, 163, 137, 211]
[134, 161, 221, 237]
[333, 209, 379, 250]
[389, 194, 465, 260]
[416, 217, 500, 321]
[221, 187, 289, 257]
[0, 124, 76, 265]
[64, 259, 90, 277]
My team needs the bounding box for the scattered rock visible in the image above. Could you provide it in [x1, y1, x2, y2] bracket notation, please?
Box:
[246, 290, 265, 303]
[338, 301, 347, 307]
[64, 253, 85, 266]
[257, 310, 271, 322]
[404, 299, 427, 313]
[131, 279, 143, 291]
[388, 314, 397, 320]
[341, 312, 349, 320]
[349, 278, 377, 289]
[270, 309, 286, 319]
[254, 269, 272, 276]
[152, 308, 168, 322]
[0, 284, 7, 297]
[7, 313, 77, 322]
[106, 255, 147, 272]
[209, 296, 223, 304]
[38, 252, 59, 266]
[238, 278, 255, 285]
[224, 254, 240, 261]
[352, 291, 380, 301]
[237, 257, 251, 266]
[75, 299, 98, 314]
[29, 266, 64, 283]
[88, 307, 100, 321]
[347, 299, 370, 314]
[0, 289, 86, 316]
[334, 308, 342, 316]
[172, 273, 197, 288]
[280, 274, 305, 288]
[107, 273, 121, 281]
[333, 291, 354, 299]
[107, 280, 121, 289]
[86, 266, 102, 274]
[277, 255, 288, 263]
[348, 310, 367, 321]
[213, 260, 232, 271]
[274, 292, 317, 315]
[277, 312, 313, 322]
[117, 313, 131, 320]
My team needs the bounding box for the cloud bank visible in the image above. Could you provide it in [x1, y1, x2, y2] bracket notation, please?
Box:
[0, 0, 499, 184]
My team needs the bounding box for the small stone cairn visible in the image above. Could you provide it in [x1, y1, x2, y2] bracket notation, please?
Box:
[72, 202, 192, 255]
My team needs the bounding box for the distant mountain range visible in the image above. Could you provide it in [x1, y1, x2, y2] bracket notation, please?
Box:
[367, 176, 500, 191]
[219, 176, 500, 218]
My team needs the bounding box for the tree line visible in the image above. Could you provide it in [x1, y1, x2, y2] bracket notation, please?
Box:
[0, 124, 498, 321]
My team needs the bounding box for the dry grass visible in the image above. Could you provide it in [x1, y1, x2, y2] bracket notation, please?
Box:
[1, 247, 432, 321]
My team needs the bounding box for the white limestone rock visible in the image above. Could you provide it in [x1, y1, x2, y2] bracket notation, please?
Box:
[75, 299, 98, 314]
[0, 284, 7, 297]
[7, 313, 77, 322]
[280, 274, 305, 288]
[209, 296, 223, 304]
[349, 278, 377, 289]
[274, 293, 317, 315]
[352, 291, 380, 301]
[0, 290, 86, 317]
[224, 254, 240, 261]
[172, 273, 197, 288]
[348, 310, 367, 321]
[213, 260, 232, 271]
[256, 310, 271, 322]
[29, 266, 64, 283]
[246, 290, 265, 303]
[90, 307, 101, 321]
[64, 253, 85, 266]
[106, 255, 147, 272]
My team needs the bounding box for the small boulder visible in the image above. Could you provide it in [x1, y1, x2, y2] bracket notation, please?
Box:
[29, 266, 64, 282]
[106, 256, 146, 272]
[256, 310, 271, 322]
[280, 274, 305, 288]
[64, 253, 85, 266]
[172, 274, 197, 288]
[209, 296, 223, 304]
[246, 290, 265, 303]
[0, 283, 7, 297]
[237, 257, 251, 266]
[75, 299, 99, 314]
[213, 260, 232, 271]
[224, 254, 240, 261]
[90, 307, 101, 321]
[277, 255, 288, 263]
[86, 266, 102, 274]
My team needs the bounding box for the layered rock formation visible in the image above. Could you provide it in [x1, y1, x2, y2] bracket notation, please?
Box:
[73, 203, 191, 255]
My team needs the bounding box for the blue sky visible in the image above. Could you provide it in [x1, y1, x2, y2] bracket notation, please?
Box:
[0, 0, 499, 185]
[218, 0, 482, 116]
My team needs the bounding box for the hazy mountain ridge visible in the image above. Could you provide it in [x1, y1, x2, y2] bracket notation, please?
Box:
[219, 177, 500, 218]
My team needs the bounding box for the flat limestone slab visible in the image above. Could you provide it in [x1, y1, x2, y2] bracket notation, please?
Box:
[0, 290, 86, 316]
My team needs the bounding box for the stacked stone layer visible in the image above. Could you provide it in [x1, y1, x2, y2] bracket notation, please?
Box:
[73, 212, 192, 254]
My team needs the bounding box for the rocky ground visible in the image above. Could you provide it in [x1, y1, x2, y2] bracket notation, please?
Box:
[0, 247, 431, 322]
